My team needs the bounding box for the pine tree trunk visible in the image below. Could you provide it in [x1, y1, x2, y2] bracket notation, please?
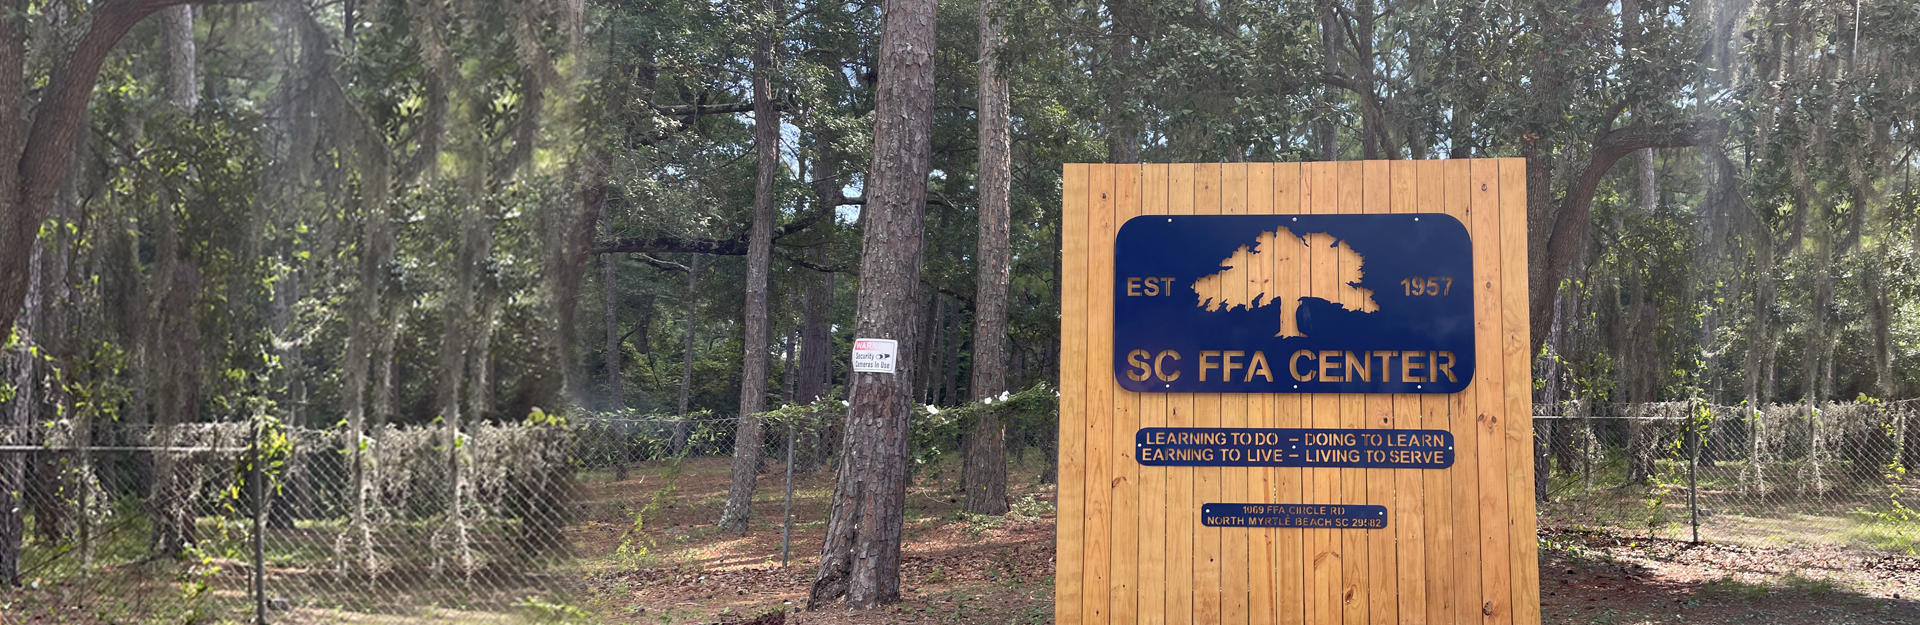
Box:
[808, 0, 936, 606]
[797, 214, 834, 471]
[600, 189, 627, 480]
[1316, 0, 1340, 160]
[963, 0, 1012, 514]
[1102, 0, 1137, 163]
[674, 253, 702, 455]
[720, 0, 783, 531]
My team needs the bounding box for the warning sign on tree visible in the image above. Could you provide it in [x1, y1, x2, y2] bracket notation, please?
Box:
[851, 338, 898, 374]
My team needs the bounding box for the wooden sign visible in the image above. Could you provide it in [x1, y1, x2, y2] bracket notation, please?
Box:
[1056, 161, 1540, 625]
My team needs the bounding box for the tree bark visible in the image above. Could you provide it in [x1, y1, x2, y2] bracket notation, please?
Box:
[1103, 0, 1138, 163]
[941, 298, 961, 404]
[1356, 0, 1380, 159]
[1315, 0, 1340, 160]
[808, 0, 936, 606]
[720, 0, 784, 532]
[160, 7, 197, 111]
[674, 252, 702, 455]
[603, 199, 622, 413]
[964, 0, 1012, 514]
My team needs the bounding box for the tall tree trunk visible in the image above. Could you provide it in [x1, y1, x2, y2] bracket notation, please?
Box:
[1867, 262, 1894, 397]
[797, 161, 836, 470]
[161, 7, 198, 111]
[0, 230, 43, 585]
[603, 203, 622, 412]
[808, 0, 936, 606]
[674, 253, 702, 455]
[1357, 0, 1380, 159]
[720, 0, 783, 532]
[1316, 0, 1340, 160]
[964, 0, 1012, 513]
[148, 8, 202, 559]
[1103, 0, 1137, 163]
[942, 300, 961, 404]
[600, 193, 628, 479]
[917, 293, 939, 403]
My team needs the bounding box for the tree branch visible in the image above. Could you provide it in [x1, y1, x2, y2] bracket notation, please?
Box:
[1531, 117, 1729, 354]
[629, 253, 691, 273]
[649, 101, 786, 116]
[591, 192, 861, 255]
[2, 0, 261, 341]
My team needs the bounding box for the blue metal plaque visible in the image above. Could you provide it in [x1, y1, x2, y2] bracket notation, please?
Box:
[1201, 503, 1389, 529]
[1136, 427, 1454, 468]
[1114, 214, 1474, 393]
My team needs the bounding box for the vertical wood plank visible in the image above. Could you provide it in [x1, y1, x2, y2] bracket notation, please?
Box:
[1440, 159, 1483, 625]
[1360, 160, 1397, 625]
[1271, 163, 1307, 625]
[1138, 164, 1172, 625]
[1220, 163, 1252, 625]
[1165, 164, 1198, 625]
[1058, 164, 1088, 625]
[1301, 161, 1342, 625]
[1110, 165, 1141, 625]
[1499, 158, 1542, 625]
[1336, 160, 1368, 625]
[1414, 160, 1455, 625]
[1083, 164, 1117, 624]
[1470, 160, 1513, 625]
[1246, 163, 1278, 625]
[1191, 163, 1224, 625]
[1388, 160, 1430, 625]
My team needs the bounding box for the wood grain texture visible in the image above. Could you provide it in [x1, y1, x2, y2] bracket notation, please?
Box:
[1138, 164, 1171, 625]
[1057, 163, 1086, 625]
[1110, 165, 1141, 624]
[1418, 160, 1457, 625]
[1246, 164, 1277, 625]
[1272, 163, 1307, 625]
[1302, 162, 1342, 625]
[1440, 158, 1485, 625]
[1192, 163, 1224, 625]
[1336, 160, 1368, 625]
[1500, 159, 1542, 625]
[1058, 161, 1537, 625]
[1220, 163, 1252, 625]
[1389, 160, 1431, 625]
[1083, 164, 1115, 623]
[1166, 164, 1198, 625]
[1361, 160, 1397, 625]
[1470, 159, 1514, 625]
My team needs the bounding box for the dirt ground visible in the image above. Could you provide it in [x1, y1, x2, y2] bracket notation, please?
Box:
[577, 458, 1920, 625]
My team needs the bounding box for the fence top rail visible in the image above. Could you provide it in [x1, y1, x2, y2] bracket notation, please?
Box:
[1531, 415, 1693, 421]
[0, 444, 253, 453]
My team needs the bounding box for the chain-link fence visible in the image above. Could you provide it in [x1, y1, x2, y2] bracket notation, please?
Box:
[0, 401, 860, 624]
[1534, 399, 1920, 552]
[9, 396, 1911, 621]
[0, 419, 593, 623]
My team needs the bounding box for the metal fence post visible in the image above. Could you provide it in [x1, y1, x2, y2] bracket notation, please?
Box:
[781, 421, 795, 567]
[253, 420, 267, 625]
[1688, 403, 1700, 544]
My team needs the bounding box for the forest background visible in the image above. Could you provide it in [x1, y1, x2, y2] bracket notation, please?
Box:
[0, 0, 1917, 608]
